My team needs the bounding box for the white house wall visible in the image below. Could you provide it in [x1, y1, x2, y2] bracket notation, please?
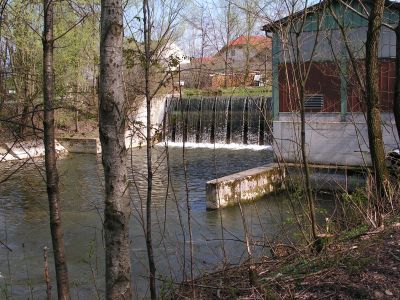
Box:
[273, 113, 399, 166]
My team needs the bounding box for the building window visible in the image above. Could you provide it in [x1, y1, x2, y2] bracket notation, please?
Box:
[304, 94, 324, 110]
[231, 49, 235, 57]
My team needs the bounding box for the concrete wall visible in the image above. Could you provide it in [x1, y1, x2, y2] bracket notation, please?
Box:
[0, 140, 66, 162]
[125, 95, 169, 148]
[0, 146, 18, 161]
[206, 164, 285, 209]
[58, 138, 101, 154]
[273, 112, 399, 166]
[286, 164, 367, 193]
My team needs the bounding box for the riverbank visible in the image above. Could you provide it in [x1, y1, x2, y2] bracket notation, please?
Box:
[173, 217, 400, 299]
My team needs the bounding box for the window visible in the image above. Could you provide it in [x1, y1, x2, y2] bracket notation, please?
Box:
[304, 94, 324, 110]
[230, 49, 235, 57]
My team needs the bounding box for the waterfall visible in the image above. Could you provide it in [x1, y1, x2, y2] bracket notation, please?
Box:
[165, 96, 272, 145]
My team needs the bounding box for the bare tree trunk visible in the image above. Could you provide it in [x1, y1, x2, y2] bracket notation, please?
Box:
[292, 4, 323, 245]
[74, 84, 79, 133]
[19, 73, 30, 136]
[197, 23, 205, 90]
[42, 0, 70, 298]
[299, 83, 317, 241]
[224, 2, 231, 89]
[244, 6, 252, 85]
[365, 0, 388, 216]
[0, 3, 6, 109]
[143, 0, 156, 299]
[394, 18, 400, 143]
[99, 0, 132, 298]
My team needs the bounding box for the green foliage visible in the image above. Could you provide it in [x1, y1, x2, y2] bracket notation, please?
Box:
[342, 188, 369, 207]
[345, 256, 375, 275]
[183, 86, 272, 97]
[4, 0, 100, 124]
[340, 188, 370, 226]
[159, 277, 174, 299]
[53, 1, 100, 98]
[227, 285, 240, 297]
[267, 257, 329, 279]
[340, 224, 369, 241]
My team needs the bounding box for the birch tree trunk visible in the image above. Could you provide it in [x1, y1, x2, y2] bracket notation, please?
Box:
[42, 0, 71, 298]
[365, 0, 388, 220]
[99, 0, 132, 298]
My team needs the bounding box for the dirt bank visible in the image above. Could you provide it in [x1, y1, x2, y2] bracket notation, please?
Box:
[173, 220, 400, 299]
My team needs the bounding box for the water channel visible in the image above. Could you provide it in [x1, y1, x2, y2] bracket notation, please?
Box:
[0, 145, 332, 298]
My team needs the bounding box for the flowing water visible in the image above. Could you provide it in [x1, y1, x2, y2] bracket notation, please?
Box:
[0, 145, 332, 299]
[165, 96, 273, 145]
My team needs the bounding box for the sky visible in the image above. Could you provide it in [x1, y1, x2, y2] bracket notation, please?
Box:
[124, 0, 400, 58]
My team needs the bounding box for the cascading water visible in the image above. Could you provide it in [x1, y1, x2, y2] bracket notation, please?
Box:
[165, 96, 273, 146]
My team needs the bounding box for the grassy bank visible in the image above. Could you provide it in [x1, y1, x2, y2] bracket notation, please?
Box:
[183, 86, 272, 97]
[171, 215, 400, 299]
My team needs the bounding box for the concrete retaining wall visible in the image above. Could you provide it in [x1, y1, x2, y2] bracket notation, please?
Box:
[286, 164, 367, 193]
[0, 140, 66, 161]
[0, 146, 18, 162]
[126, 95, 169, 148]
[57, 138, 101, 154]
[273, 112, 399, 166]
[206, 163, 285, 209]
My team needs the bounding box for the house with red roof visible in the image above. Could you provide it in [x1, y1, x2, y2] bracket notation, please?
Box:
[180, 35, 272, 88]
[212, 35, 272, 87]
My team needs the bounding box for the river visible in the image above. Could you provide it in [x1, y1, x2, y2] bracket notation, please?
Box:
[0, 144, 330, 298]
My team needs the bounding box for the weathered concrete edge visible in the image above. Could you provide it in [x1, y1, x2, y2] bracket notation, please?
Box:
[0, 140, 67, 162]
[0, 147, 18, 161]
[57, 137, 101, 154]
[206, 163, 286, 210]
[284, 164, 367, 193]
[58, 132, 162, 154]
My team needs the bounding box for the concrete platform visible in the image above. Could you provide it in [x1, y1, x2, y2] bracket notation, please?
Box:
[206, 163, 285, 210]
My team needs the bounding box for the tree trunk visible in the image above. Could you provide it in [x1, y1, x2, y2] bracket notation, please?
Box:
[365, 0, 388, 219]
[394, 20, 400, 143]
[224, 2, 231, 89]
[99, 0, 132, 298]
[143, 0, 157, 298]
[19, 73, 30, 136]
[42, 0, 71, 299]
[299, 84, 318, 241]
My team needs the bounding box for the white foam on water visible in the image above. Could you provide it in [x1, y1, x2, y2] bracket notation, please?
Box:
[157, 142, 273, 151]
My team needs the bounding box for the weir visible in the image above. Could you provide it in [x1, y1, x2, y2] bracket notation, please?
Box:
[164, 96, 273, 145]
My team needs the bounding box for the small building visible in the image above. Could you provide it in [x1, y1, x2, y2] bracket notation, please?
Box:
[180, 35, 272, 88]
[215, 35, 272, 74]
[263, 0, 399, 166]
